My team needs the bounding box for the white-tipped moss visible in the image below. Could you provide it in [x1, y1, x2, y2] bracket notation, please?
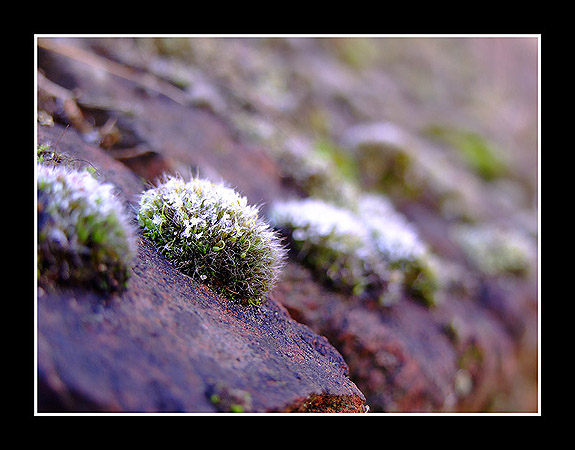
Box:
[137, 175, 286, 305]
[270, 198, 388, 297]
[451, 224, 536, 277]
[270, 194, 438, 306]
[356, 194, 438, 305]
[357, 194, 427, 263]
[37, 164, 135, 292]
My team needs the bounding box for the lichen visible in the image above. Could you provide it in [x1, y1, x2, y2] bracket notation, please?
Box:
[37, 164, 135, 292]
[137, 174, 286, 305]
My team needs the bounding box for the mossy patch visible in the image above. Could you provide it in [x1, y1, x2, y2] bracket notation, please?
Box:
[270, 195, 438, 307]
[37, 164, 135, 292]
[424, 125, 508, 181]
[451, 224, 536, 277]
[138, 175, 286, 305]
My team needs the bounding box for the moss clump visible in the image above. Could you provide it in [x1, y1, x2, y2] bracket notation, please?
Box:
[425, 125, 508, 181]
[342, 121, 418, 198]
[137, 175, 286, 305]
[273, 137, 359, 209]
[341, 121, 494, 222]
[356, 194, 438, 305]
[451, 224, 536, 277]
[37, 164, 135, 292]
[269, 195, 438, 306]
[270, 198, 387, 297]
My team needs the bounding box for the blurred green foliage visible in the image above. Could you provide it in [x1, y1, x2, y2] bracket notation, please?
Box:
[425, 125, 508, 181]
